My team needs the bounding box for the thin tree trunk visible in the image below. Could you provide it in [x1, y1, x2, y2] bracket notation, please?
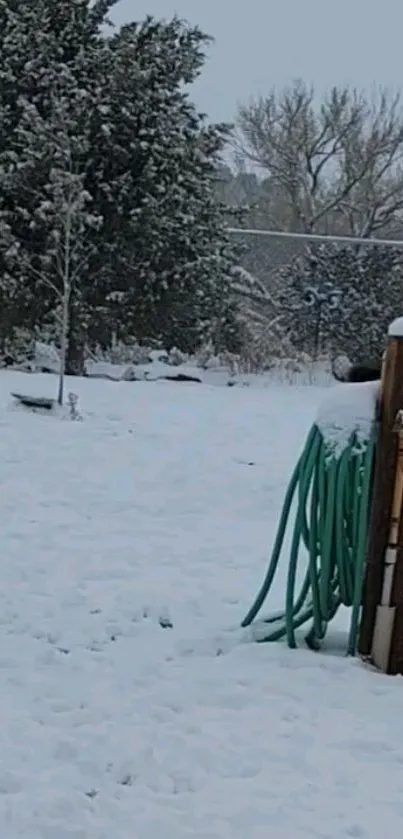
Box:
[58, 198, 72, 405]
[57, 286, 69, 405]
[66, 296, 86, 376]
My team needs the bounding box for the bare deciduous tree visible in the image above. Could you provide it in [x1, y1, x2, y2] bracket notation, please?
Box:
[16, 90, 101, 404]
[236, 80, 403, 237]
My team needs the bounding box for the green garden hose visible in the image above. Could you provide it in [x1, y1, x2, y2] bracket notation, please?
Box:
[241, 422, 377, 655]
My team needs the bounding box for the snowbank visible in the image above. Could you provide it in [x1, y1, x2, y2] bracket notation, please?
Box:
[3, 341, 336, 388]
[316, 381, 379, 455]
[0, 374, 402, 838]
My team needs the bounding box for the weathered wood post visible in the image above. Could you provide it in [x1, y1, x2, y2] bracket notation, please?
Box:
[358, 317, 403, 673]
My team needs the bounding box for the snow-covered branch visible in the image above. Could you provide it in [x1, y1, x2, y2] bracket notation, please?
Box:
[236, 82, 403, 238]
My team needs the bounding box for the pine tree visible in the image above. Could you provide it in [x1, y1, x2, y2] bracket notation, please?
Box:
[0, 3, 240, 364]
[84, 16, 239, 353]
[0, 0, 108, 361]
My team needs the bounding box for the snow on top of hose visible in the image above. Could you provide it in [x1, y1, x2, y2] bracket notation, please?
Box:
[316, 381, 379, 455]
[388, 317, 403, 337]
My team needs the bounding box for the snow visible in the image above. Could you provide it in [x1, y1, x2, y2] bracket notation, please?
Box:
[316, 381, 379, 455]
[388, 316, 403, 337]
[13, 339, 334, 388]
[85, 357, 204, 383]
[35, 342, 60, 374]
[0, 369, 402, 839]
[84, 356, 334, 388]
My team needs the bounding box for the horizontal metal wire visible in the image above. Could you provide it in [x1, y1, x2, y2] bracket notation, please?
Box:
[227, 227, 403, 248]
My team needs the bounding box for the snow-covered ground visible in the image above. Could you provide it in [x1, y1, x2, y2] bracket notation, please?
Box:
[0, 370, 402, 839]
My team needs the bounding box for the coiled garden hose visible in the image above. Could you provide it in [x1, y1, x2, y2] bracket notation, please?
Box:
[241, 422, 376, 655]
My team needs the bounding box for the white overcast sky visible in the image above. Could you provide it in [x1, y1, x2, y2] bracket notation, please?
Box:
[112, 0, 403, 123]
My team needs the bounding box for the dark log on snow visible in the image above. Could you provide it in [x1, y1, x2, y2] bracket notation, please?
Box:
[161, 373, 202, 383]
[11, 393, 55, 410]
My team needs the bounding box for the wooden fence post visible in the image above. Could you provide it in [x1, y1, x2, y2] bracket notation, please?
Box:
[358, 317, 403, 673]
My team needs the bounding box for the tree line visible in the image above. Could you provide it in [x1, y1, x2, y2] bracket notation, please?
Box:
[0, 0, 240, 395]
[219, 81, 403, 363]
[2, 1, 403, 380]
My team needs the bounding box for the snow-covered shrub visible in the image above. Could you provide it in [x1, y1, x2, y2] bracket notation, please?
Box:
[148, 349, 169, 364]
[166, 347, 189, 367]
[332, 353, 352, 381]
[195, 342, 216, 369]
[120, 364, 137, 381]
[195, 342, 235, 372]
[235, 319, 295, 373]
[93, 341, 152, 366]
[34, 341, 60, 373]
[280, 244, 403, 361]
[266, 353, 333, 386]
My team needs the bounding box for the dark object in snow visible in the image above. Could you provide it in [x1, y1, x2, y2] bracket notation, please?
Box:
[161, 373, 202, 383]
[332, 363, 381, 383]
[37, 365, 56, 374]
[11, 392, 55, 410]
[0, 352, 16, 368]
[346, 364, 381, 382]
[159, 615, 173, 629]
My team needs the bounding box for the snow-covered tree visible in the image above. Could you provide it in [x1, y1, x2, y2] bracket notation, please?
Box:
[15, 88, 102, 401]
[0, 3, 240, 362]
[280, 244, 403, 360]
[236, 81, 403, 237]
[0, 0, 108, 361]
[83, 16, 239, 353]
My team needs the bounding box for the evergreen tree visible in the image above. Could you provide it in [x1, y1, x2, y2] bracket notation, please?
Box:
[0, 2, 239, 366]
[0, 0, 108, 362]
[84, 17, 238, 353]
[280, 244, 403, 360]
